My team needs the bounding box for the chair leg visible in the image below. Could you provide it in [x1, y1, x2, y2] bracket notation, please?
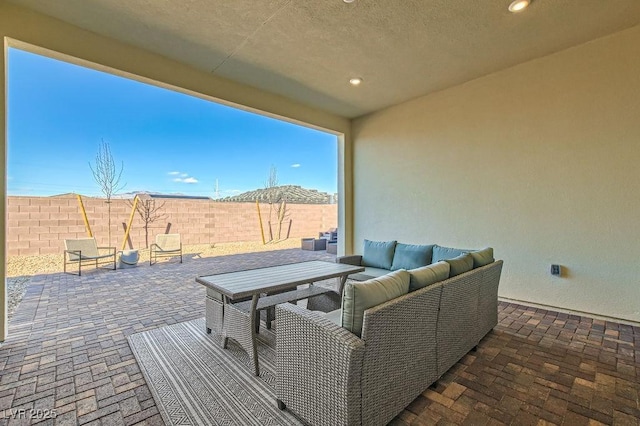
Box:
[266, 307, 274, 330]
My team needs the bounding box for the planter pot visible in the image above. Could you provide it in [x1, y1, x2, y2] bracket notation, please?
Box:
[118, 249, 139, 268]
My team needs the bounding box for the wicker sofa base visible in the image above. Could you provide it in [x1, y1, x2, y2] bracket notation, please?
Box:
[276, 260, 503, 426]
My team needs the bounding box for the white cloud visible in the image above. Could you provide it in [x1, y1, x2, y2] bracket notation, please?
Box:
[173, 177, 199, 184]
[291, 163, 301, 168]
[170, 171, 198, 184]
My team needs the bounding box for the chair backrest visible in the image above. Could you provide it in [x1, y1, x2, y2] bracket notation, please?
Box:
[156, 234, 181, 250]
[64, 238, 99, 260]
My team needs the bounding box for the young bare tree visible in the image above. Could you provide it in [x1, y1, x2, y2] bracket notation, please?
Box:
[264, 165, 283, 242]
[89, 140, 125, 246]
[265, 164, 278, 190]
[276, 198, 290, 240]
[128, 196, 167, 248]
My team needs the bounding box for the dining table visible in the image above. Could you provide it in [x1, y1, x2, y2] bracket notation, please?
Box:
[196, 260, 365, 375]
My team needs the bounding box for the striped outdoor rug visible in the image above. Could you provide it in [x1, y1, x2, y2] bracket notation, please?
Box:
[128, 318, 302, 425]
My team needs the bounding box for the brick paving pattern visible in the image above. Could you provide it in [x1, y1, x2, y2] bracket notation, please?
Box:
[1, 249, 638, 425]
[394, 305, 640, 426]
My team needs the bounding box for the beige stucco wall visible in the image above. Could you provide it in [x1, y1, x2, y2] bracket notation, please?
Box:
[0, 3, 353, 340]
[352, 25, 640, 323]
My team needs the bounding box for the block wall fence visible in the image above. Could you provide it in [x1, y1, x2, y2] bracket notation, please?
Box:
[6, 195, 338, 256]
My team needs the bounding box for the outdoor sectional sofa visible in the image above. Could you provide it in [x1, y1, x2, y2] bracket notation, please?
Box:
[275, 240, 503, 426]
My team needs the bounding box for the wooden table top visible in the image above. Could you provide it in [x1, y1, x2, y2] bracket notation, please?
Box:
[195, 260, 364, 299]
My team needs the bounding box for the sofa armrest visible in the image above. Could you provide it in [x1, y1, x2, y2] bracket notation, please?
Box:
[477, 260, 503, 340]
[336, 254, 362, 266]
[276, 304, 365, 426]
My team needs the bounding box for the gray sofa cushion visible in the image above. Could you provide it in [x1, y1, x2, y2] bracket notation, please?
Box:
[362, 240, 397, 270]
[323, 309, 342, 326]
[408, 261, 450, 291]
[445, 253, 474, 277]
[341, 269, 410, 337]
[390, 243, 434, 271]
[350, 267, 390, 281]
[470, 247, 494, 268]
[432, 245, 468, 262]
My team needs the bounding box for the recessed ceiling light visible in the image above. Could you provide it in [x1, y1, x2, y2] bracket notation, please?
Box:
[343, 0, 355, 3]
[508, 0, 530, 13]
[349, 77, 363, 86]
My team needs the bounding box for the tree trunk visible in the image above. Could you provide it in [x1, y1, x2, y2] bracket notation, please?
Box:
[107, 201, 112, 246]
[277, 200, 286, 240]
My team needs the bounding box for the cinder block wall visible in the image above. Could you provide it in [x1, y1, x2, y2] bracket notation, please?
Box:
[6, 195, 338, 256]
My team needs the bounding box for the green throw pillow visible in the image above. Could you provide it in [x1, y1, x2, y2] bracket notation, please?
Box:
[390, 243, 434, 271]
[470, 247, 494, 268]
[445, 253, 474, 277]
[408, 261, 450, 291]
[432, 245, 468, 262]
[341, 269, 409, 337]
[362, 240, 397, 270]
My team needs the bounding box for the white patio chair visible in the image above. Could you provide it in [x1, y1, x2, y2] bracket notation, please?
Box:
[64, 238, 116, 276]
[150, 233, 183, 265]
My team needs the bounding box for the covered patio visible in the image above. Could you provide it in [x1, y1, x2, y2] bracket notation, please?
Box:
[2, 1, 640, 424]
[1, 250, 638, 425]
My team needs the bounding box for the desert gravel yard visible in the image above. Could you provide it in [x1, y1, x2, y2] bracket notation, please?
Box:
[5, 239, 303, 318]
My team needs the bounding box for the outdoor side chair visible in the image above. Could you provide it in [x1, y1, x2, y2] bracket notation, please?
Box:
[318, 227, 338, 243]
[64, 238, 116, 276]
[150, 233, 183, 265]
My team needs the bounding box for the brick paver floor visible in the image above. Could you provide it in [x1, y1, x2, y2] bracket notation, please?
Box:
[395, 306, 640, 426]
[1, 249, 638, 425]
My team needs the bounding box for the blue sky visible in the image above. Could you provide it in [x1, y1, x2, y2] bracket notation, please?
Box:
[7, 48, 338, 198]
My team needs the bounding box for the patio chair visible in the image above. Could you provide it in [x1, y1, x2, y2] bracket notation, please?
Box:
[150, 233, 183, 265]
[318, 227, 338, 243]
[64, 238, 116, 276]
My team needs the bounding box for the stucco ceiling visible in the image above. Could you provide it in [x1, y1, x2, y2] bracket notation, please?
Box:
[9, 0, 640, 118]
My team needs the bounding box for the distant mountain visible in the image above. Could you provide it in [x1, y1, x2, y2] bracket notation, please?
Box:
[112, 191, 211, 200]
[217, 185, 336, 204]
[56, 187, 335, 203]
